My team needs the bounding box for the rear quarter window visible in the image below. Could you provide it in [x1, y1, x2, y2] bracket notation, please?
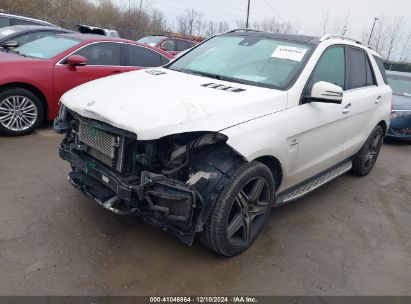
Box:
[373, 55, 388, 85]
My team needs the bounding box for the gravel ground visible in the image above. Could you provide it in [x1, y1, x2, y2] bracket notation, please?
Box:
[0, 128, 410, 296]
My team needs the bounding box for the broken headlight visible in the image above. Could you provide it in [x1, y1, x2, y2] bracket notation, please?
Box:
[391, 110, 411, 119]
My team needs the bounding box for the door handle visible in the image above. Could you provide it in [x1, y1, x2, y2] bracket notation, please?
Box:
[375, 96, 382, 104]
[342, 103, 352, 114]
[111, 70, 122, 74]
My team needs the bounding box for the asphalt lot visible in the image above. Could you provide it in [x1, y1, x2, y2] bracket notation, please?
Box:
[0, 127, 410, 296]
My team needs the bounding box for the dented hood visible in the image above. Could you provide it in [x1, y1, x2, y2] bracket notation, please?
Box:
[61, 68, 287, 140]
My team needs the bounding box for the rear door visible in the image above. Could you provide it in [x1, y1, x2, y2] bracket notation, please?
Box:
[53, 41, 127, 102]
[341, 47, 383, 158]
[122, 43, 170, 72]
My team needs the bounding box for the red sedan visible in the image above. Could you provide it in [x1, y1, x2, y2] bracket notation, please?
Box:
[0, 33, 173, 135]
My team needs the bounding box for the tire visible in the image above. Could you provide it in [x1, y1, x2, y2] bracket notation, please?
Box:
[351, 125, 384, 176]
[0, 87, 44, 136]
[200, 161, 275, 257]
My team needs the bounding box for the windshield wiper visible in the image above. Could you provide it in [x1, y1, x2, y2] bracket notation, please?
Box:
[9, 49, 27, 57]
[180, 68, 248, 85]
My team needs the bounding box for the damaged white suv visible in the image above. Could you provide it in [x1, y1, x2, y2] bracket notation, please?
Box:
[55, 30, 391, 256]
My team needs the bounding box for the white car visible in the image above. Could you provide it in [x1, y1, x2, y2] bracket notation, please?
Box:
[55, 30, 392, 256]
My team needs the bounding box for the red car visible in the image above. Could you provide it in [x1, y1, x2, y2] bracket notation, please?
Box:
[137, 35, 197, 56]
[0, 33, 173, 135]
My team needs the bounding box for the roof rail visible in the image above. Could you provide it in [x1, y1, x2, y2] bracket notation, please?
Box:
[225, 28, 263, 34]
[319, 34, 365, 45]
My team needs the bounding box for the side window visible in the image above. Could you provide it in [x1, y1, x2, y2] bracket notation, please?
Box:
[11, 18, 39, 26]
[73, 42, 121, 66]
[310, 46, 345, 89]
[125, 44, 163, 67]
[348, 48, 371, 89]
[176, 40, 189, 51]
[160, 55, 170, 65]
[160, 40, 175, 52]
[373, 55, 388, 84]
[0, 17, 10, 27]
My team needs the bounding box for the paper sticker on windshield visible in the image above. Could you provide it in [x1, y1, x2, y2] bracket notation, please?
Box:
[271, 46, 308, 61]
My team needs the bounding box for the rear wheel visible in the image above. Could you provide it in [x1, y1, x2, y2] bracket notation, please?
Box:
[201, 161, 275, 256]
[351, 125, 384, 176]
[0, 88, 44, 136]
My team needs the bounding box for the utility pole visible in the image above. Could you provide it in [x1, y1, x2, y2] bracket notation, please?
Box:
[367, 17, 379, 45]
[245, 0, 251, 28]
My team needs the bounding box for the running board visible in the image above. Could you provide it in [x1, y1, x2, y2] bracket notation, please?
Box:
[276, 161, 352, 205]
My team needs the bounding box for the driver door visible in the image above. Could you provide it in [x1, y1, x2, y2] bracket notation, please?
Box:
[53, 42, 126, 104]
[290, 46, 352, 186]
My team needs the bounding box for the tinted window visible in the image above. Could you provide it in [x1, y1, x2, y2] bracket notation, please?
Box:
[348, 48, 369, 89]
[310, 46, 345, 89]
[126, 44, 163, 67]
[74, 42, 121, 66]
[373, 55, 388, 84]
[176, 40, 189, 51]
[11, 18, 39, 26]
[160, 40, 176, 51]
[365, 56, 376, 86]
[0, 17, 10, 28]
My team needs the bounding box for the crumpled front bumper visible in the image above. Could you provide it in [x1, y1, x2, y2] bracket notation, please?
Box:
[59, 143, 200, 245]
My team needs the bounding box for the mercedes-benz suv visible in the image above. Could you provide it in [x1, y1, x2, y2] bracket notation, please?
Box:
[54, 30, 392, 256]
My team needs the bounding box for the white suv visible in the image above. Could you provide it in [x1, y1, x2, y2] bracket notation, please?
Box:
[55, 30, 392, 256]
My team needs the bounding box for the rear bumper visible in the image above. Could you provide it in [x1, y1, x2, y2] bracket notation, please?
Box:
[387, 115, 411, 141]
[59, 143, 200, 245]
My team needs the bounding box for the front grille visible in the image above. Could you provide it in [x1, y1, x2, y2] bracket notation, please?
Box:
[78, 121, 125, 172]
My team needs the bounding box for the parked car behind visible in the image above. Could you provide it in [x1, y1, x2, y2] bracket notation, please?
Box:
[0, 25, 72, 49]
[78, 24, 120, 38]
[387, 71, 411, 141]
[55, 31, 391, 256]
[0, 12, 56, 28]
[137, 35, 197, 56]
[0, 33, 173, 135]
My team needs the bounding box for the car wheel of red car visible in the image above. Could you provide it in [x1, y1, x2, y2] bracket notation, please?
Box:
[0, 87, 44, 136]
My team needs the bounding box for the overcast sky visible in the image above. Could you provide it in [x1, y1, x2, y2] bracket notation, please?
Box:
[122, 0, 411, 60]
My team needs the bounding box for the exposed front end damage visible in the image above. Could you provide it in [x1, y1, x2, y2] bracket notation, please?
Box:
[55, 106, 245, 245]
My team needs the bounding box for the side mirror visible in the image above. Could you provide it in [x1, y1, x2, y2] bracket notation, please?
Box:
[66, 55, 87, 67]
[2, 40, 19, 49]
[306, 81, 343, 104]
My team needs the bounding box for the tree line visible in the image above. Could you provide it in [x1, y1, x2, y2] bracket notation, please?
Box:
[320, 12, 410, 63]
[1, 1, 409, 62]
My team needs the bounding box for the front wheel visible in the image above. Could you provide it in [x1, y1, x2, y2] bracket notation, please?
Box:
[351, 125, 384, 176]
[200, 161, 275, 256]
[0, 88, 44, 136]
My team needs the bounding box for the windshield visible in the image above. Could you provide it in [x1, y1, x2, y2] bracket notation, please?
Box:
[167, 35, 313, 89]
[14, 35, 81, 59]
[388, 74, 411, 97]
[138, 36, 165, 46]
[0, 27, 20, 39]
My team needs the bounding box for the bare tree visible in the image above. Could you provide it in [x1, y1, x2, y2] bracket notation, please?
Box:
[399, 33, 411, 62]
[320, 11, 330, 35]
[331, 12, 350, 35]
[385, 16, 405, 61]
[177, 9, 203, 37]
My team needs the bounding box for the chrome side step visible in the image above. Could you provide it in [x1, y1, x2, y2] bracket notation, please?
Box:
[276, 161, 352, 205]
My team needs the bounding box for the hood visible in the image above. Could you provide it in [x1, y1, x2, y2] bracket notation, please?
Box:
[61, 68, 287, 140]
[392, 94, 411, 111]
[0, 51, 43, 64]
